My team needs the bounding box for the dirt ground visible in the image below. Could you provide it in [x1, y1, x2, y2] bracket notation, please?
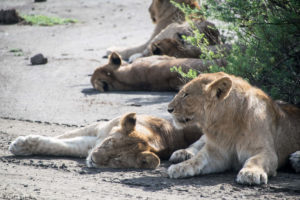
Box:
[0, 0, 299, 199]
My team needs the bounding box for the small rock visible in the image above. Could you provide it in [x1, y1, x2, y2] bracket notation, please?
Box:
[34, 0, 47, 2]
[0, 9, 23, 24]
[30, 54, 47, 65]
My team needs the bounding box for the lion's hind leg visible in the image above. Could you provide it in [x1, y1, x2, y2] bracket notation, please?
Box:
[9, 135, 96, 158]
[290, 151, 300, 173]
[56, 123, 100, 139]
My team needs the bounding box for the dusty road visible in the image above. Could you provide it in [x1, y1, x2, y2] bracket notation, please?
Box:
[0, 0, 299, 199]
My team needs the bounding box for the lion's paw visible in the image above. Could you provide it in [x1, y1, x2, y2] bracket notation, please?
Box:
[290, 151, 300, 173]
[9, 135, 40, 156]
[169, 149, 194, 163]
[128, 53, 143, 63]
[236, 167, 268, 185]
[168, 162, 197, 179]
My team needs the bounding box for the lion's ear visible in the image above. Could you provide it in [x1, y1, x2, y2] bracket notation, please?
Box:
[108, 52, 122, 69]
[207, 76, 232, 100]
[120, 113, 136, 135]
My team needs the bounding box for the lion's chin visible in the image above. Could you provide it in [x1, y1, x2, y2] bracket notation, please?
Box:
[172, 116, 194, 130]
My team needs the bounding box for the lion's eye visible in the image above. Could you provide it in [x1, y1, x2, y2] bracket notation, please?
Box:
[107, 72, 111, 76]
[183, 93, 188, 98]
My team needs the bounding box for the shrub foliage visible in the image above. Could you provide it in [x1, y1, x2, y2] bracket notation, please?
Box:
[173, 0, 300, 104]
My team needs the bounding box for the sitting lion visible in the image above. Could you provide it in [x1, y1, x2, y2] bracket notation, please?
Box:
[9, 113, 202, 169]
[106, 0, 200, 61]
[167, 72, 300, 185]
[91, 52, 226, 92]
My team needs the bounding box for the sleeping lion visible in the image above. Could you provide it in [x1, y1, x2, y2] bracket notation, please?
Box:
[91, 52, 226, 92]
[167, 72, 300, 185]
[9, 113, 201, 169]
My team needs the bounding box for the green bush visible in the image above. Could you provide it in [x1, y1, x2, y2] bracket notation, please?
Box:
[172, 0, 300, 104]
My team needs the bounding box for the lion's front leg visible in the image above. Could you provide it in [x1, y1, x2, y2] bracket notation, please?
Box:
[168, 145, 229, 178]
[9, 135, 96, 157]
[236, 151, 277, 185]
[169, 135, 206, 163]
[106, 43, 148, 61]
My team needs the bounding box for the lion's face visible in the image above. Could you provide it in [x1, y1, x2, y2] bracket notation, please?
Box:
[90, 52, 122, 92]
[151, 38, 187, 57]
[90, 135, 159, 169]
[90, 113, 160, 169]
[149, 0, 197, 23]
[149, 0, 171, 23]
[168, 73, 232, 129]
[148, 20, 220, 58]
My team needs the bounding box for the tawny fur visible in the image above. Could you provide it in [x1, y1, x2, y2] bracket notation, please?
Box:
[106, 0, 200, 61]
[9, 113, 202, 169]
[91, 52, 227, 92]
[167, 72, 300, 185]
[127, 20, 221, 62]
[151, 38, 231, 59]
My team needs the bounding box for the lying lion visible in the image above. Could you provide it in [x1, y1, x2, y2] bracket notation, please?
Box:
[167, 72, 300, 185]
[127, 20, 221, 62]
[150, 38, 232, 59]
[91, 52, 227, 92]
[9, 113, 202, 169]
[106, 0, 200, 61]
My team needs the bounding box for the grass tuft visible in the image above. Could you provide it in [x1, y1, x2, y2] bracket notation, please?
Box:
[21, 15, 77, 26]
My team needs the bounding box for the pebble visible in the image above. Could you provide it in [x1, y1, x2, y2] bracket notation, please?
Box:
[30, 54, 48, 65]
[0, 9, 22, 24]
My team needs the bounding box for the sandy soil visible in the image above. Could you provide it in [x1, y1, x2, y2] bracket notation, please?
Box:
[0, 0, 299, 199]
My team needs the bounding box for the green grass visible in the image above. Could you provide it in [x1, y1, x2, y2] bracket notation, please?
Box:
[9, 48, 22, 53]
[9, 48, 23, 56]
[21, 15, 78, 26]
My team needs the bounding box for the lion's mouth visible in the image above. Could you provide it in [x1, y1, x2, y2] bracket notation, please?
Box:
[151, 17, 156, 23]
[102, 81, 109, 92]
[93, 80, 109, 92]
[177, 117, 193, 124]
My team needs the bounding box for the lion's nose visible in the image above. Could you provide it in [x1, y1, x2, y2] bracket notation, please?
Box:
[167, 108, 174, 113]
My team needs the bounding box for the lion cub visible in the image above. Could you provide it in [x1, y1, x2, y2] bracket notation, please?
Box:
[167, 72, 300, 185]
[106, 0, 200, 61]
[9, 113, 201, 169]
[91, 52, 226, 92]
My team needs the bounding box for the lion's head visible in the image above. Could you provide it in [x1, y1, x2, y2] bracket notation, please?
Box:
[148, 20, 221, 58]
[168, 72, 233, 129]
[89, 113, 160, 169]
[90, 52, 123, 92]
[149, 0, 199, 24]
[151, 38, 199, 58]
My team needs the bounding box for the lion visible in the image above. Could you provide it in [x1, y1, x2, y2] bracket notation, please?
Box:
[9, 113, 202, 169]
[91, 52, 226, 92]
[106, 0, 200, 61]
[127, 20, 221, 62]
[150, 38, 232, 59]
[166, 72, 300, 185]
